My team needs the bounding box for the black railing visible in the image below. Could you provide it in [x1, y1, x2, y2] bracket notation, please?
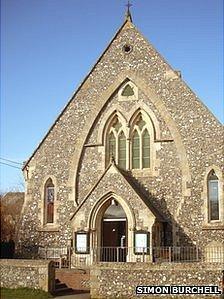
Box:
[38, 246, 224, 268]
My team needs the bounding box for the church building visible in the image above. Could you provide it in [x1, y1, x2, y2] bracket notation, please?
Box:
[18, 9, 223, 263]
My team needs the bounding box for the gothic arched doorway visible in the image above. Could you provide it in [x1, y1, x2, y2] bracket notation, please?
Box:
[101, 198, 127, 261]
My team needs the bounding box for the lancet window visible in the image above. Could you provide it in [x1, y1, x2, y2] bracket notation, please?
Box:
[131, 115, 150, 169]
[106, 116, 126, 169]
[44, 178, 55, 224]
[207, 170, 219, 221]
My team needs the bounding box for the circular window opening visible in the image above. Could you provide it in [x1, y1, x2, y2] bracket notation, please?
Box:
[123, 45, 132, 53]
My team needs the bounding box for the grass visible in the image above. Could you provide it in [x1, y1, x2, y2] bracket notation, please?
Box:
[0, 287, 53, 299]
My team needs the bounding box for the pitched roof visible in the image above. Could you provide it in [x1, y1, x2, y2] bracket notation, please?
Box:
[22, 16, 134, 171]
[70, 160, 165, 222]
[116, 166, 166, 222]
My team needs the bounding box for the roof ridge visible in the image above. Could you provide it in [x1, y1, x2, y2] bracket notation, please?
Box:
[22, 18, 135, 171]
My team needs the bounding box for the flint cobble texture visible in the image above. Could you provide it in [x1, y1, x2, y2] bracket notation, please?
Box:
[0, 259, 55, 293]
[90, 262, 223, 299]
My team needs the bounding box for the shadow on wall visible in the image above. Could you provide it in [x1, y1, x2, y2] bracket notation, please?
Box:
[122, 170, 195, 247]
[1, 239, 15, 258]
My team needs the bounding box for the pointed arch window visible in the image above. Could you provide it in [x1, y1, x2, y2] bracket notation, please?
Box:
[118, 131, 126, 169]
[44, 178, 55, 224]
[131, 115, 150, 169]
[132, 130, 140, 169]
[106, 116, 126, 169]
[142, 130, 150, 168]
[207, 170, 219, 221]
[107, 132, 116, 166]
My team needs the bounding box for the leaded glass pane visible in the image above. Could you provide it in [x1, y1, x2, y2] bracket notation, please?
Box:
[209, 180, 219, 220]
[121, 84, 134, 96]
[142, 130, 150, 168]
[106, 132, 116, 166]
[118, 132, 126, 169]
[46, 186, 54, 223]
[132, 130, 140, 169]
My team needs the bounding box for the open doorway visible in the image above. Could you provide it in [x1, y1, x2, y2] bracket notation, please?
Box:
[101, 198, 127, 261]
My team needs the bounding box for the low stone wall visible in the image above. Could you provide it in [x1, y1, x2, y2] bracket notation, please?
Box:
[0, 259, 55, 293]
[90, 262, 223, 298]
[56, 268, 90, 291]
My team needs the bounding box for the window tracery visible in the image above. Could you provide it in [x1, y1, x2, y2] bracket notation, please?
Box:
[131, 115, 150, 169]
[105, 110, 153, 171]
[106, 116, 126, 169]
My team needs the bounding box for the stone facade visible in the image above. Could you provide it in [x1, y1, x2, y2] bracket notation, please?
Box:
[0, 259, 55, 292]
[18, 13, 223, 258]
[90, 262, 223, 298]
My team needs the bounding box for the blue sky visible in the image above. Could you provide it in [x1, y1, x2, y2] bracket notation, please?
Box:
[0, 0, 223, 192]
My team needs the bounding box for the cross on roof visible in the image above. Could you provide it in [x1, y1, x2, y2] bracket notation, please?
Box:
[125, 0, 133, 22]
[126, 0, 132, 14]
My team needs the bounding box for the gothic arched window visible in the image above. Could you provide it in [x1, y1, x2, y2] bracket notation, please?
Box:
[207, 170, 219, 221]
[142, 129, 150, 168]
[106, 116, 126, 169]
[108, 132, 116, 165]
[44, 178, 55, 224]
[131, 115, 150, 169]
[118, 131, 126, 169]
[132, 130, 140, 169]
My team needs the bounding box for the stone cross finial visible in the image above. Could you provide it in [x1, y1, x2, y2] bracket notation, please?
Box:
[126, 0, 132, 14]
[125, 0, 133, 22]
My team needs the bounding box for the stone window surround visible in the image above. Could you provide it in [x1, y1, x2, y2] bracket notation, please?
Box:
[130, 111, 152, 170]
[106, 115, 127, 167]
[70, 72, 191, 204]
[39, 175, 59, 230]
[202, 166, 223, 228]
[103, 108, 156, 173]
[118, 80, 138, 101]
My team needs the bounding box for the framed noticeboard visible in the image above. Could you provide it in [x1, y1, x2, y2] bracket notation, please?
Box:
[74, 231, 89, 254]
[134, 231, 150, 254]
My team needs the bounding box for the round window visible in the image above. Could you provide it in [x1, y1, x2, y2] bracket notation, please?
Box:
[123, 44, 132, 53]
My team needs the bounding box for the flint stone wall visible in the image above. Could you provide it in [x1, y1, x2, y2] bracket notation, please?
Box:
[90, 262, 223, 299]
[18, 20, 224, 250]
[0, 259, 55, 293]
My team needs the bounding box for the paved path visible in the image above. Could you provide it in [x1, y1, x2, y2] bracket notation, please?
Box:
[53, 293, 90, 299]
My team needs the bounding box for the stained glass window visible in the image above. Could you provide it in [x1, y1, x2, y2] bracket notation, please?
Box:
[45, 178, 54, 224]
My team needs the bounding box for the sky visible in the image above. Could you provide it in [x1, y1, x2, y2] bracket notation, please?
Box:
[0, 0, 223, 193]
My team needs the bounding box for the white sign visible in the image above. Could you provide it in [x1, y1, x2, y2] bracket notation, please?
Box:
[76, 234, 88, 253]
[135, 233, 148, 253]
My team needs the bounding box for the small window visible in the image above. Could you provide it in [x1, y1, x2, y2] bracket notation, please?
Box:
[208, 171, 219, 221]
[123, 44, 132, 53]
[121, 84, 134, 97]
[44, 178, 55, 224]
[118, 81, 138, 101]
